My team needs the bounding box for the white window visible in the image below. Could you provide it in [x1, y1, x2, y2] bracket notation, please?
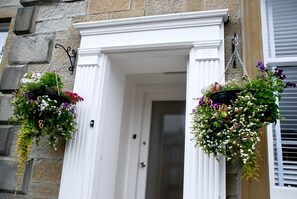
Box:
[262, 0, 297, 198]
[0, 23, 9, 64]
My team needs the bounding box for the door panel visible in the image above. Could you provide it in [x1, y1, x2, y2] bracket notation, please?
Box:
[145, 101, 185, 199]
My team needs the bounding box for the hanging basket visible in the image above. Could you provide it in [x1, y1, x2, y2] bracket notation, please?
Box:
[26, 91, 70, 106]
[209, 89, 242, 105]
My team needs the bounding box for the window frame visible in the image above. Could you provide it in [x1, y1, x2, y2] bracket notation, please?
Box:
[0, 22, 9, 64]
[261, 0, 297, 198]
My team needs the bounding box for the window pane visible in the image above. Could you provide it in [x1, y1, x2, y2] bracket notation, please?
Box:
[0, 32, 8, 63]
[146, 101, 185, 199]
[266, 0, 297, 58]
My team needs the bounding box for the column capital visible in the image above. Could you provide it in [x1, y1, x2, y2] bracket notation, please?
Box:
[193, 40, 222, 49]
[192, 40, 222, 61]
[77, 48, 102, 67]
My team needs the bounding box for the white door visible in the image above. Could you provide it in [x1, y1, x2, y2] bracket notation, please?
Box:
[134, 89, 186, 199]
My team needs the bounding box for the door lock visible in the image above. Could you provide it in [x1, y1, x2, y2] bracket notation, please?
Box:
[140, 162, 146, 168]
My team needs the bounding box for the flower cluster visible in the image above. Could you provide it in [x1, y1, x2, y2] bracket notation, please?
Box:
[192, 61, 296, 180]
[64, 91, 84, 104]
[20, 72, 41, 84]
[201, 79, 243, 97]
[11, 71, 83, 188]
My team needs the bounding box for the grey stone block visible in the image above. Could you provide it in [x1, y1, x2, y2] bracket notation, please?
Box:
[227, 173, 239, 196]
[0, 157, 33, 194]
[0, 65, 27, 92]
[37, 1, 86, 21]
[20, 0, 61, 7]
[0, 193, 24, 199]
[227, 196, 239, 199]
[14, 7, 38, 35]
[35, 18, 72, 33]
[0, 0, 20, 7]
[0, 125, 14, 156]
[227, 158, 243, 174]
[8, 34, 54, 64]
[0, 94, 13, 122]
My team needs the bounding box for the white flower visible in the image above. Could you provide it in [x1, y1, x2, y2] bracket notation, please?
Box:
[20, 78, 34, 84]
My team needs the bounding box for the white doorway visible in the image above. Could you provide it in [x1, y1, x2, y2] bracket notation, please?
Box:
[120, 80, 187, 199]
[137, 99, 186, 199]
[60, 10, 228, 199]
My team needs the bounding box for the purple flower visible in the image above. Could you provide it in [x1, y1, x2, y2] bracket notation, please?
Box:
[275, 67, 286, 80]
[198, 96, 205, 106]
[286, 82, 296, 88]
[257, 60, 263, 66]
[210, 102, 221, 107]
[256, 60, 266, 72]
[63, 102, 70, 108]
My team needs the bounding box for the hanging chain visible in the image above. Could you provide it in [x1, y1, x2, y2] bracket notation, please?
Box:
[220, 35, 250, 83]
[235, 49, 250, 81]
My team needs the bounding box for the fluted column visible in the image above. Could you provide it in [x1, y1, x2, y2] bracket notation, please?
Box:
[59, 49, 111, 199]
[184, 40, 226, 199]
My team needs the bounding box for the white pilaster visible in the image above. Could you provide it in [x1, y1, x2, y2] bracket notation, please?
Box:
[184, 40, 226, 199]
[59, 49, 111, 199]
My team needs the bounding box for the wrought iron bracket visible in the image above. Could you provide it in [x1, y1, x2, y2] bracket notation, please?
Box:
[232, 33, 238, 68]
[55, 43, 77, 75]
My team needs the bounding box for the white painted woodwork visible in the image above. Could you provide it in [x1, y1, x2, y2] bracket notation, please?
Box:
[184, 41, 225, 199]
[59, 10, 229, 199]
[261, 0, 297, 198]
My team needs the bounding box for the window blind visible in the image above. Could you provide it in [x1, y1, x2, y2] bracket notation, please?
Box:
[273, 66, 297, 187]
[266, 0, 297, 58]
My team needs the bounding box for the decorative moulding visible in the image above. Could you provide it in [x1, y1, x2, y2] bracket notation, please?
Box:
[74, 9, 229, 36]
[77, 48, 101, 66]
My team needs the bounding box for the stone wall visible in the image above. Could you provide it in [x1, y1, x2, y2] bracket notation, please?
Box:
[0, 0, 243, 198]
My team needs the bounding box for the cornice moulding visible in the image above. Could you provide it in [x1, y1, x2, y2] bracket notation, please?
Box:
[74, 9, 229, 36]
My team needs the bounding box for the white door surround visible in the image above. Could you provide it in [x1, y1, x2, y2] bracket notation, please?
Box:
[59, 10, 229, 199]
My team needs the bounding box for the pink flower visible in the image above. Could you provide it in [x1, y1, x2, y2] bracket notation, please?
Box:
[64, 91, 84, 104]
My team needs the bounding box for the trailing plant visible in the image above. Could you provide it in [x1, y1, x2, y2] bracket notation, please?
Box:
[192, 61, 296, 180]
[11, 71, 83, 189]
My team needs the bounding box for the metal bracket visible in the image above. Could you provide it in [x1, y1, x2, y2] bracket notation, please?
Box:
[232, 33, 238, 68]
[55, 43, 77, 75]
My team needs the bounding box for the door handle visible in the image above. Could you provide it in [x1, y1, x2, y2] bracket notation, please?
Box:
[140, 162, 146, 168]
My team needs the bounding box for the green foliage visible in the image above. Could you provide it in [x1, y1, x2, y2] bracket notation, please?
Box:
[39, 72, 63, 92]
[15, 121, 34, 189]
[192, 62, 295, 180]
[11, 71, 83, 190]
